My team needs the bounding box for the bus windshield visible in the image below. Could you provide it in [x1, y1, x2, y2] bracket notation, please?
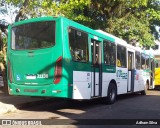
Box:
[11, 21, 55, 50]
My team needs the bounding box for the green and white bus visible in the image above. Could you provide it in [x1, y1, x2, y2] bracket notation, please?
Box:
[141, 50, 156, 90]
[7, 17, 152, 104]
[145, 49, 160, 89]
[97, 30, 156, 93]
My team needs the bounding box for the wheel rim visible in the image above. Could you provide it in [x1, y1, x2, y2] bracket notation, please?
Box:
[109, 89, 115, 99]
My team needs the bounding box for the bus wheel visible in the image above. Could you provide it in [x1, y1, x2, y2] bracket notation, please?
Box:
[141, 89, 146, 95]
[141, 84, 147, 95]
[106, 83, 117, 104]
[146, 80, 149, 90]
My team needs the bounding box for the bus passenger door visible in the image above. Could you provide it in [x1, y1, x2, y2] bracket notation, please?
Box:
[90, 38, 102, 97]
[150, 58, 154, 89]
[128, 51, 135, 92]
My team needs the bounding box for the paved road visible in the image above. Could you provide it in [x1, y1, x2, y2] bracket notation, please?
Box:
[0, 90, 160, 128]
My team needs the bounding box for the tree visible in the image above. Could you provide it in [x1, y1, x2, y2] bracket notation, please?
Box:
[14, 0, 29, 22]
[5, 0, 160, 47]
[68, 0, 159, 47]
[37, 0, 159, 47]
[147, 0, 160, 41]
[0, 1, 18, 94]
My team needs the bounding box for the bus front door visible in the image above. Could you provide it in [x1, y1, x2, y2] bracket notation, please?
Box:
[128, 51, 134, 92]
[150, 58, 154, 89]
[91, 38, 102, 97]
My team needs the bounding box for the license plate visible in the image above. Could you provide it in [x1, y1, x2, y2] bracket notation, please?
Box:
[26, 75, 36, 79]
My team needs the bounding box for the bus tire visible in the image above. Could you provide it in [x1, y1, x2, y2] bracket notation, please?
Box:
[146, 80, 149, 90]
[141, 84, 147, 95]
[141, 89, 146, 95]
[106, 83, 117, 104]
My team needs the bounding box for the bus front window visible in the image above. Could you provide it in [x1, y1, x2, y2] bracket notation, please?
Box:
[146, 55, 150, 69]
[11, 21, 55, 50]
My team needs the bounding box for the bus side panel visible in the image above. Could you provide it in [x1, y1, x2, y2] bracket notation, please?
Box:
[102, 64, 116, 97]
[143, 70, 150, 88]
[134, 70, 145, 92]
[62, 19, 73, 98]
[116, 67, 128, 94]
[154, 68, 160, 88]
[62, 59, 73, 99]
[71, 61, 92, 99]
[66, 21, 93, 99]
[102, 72, 116, 97]
[73, 71, 91, 99]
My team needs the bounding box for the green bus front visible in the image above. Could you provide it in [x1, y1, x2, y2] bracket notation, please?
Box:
[7, 17, 73, 98]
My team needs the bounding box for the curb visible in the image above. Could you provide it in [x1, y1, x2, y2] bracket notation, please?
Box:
[0, 102, 17, 115]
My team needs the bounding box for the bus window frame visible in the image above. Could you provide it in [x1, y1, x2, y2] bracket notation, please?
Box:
[103, 40, 116, 66]
[141, 53, 146, 70]
[146, 55, 150, 69]
[117, 44, 127, 68]
[68, 27, 89, 63]
[11, 21, 56, 50]
[135, 51, 141, 70]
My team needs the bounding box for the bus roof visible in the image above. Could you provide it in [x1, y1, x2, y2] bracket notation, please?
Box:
[96, 30, 142, 52]
[96, 30, 127, 44]
[10, 16, 116, 43]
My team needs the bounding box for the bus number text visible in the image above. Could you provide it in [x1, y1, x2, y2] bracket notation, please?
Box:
[37, 74, 48, 79]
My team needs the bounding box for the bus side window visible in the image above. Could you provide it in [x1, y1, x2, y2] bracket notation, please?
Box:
[68, 27, 89, 62]
[103, 40, 116, 66]
[141, 53, 146, 69]
[135, 51, 141, 70]
[117, 45, 126, 68]
[146, 55, 150, 69]
[117, 54, 121, 67]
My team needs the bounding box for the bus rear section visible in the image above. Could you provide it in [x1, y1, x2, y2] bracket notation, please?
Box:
[154, 68, 160, 89]
[7, 18, 70, 98]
